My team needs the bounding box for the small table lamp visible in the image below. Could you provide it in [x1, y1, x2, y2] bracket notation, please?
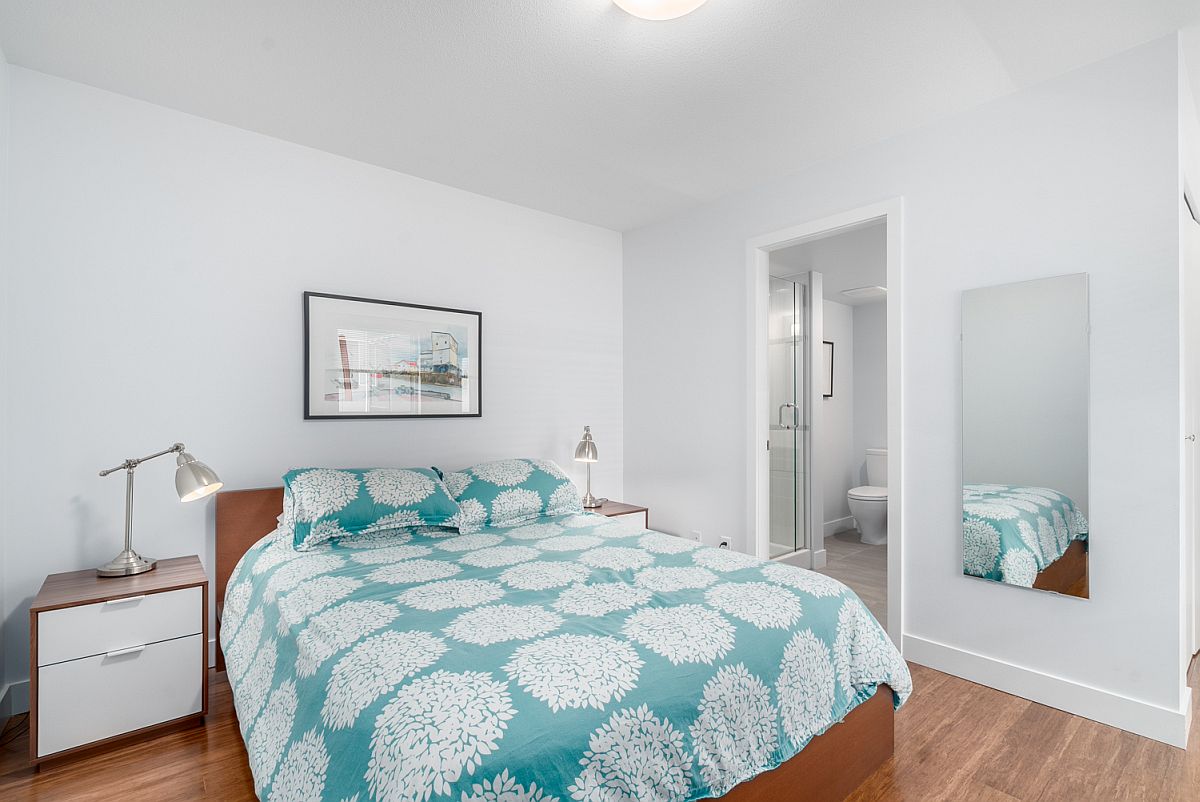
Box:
[573, 426, 602, 509]
[96, 442, 223, 577]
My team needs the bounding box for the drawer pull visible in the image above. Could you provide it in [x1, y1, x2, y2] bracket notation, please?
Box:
[105, 596, 146, 606]
[105, 644, 146, 658]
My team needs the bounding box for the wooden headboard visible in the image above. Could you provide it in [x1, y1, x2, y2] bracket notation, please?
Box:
[214, 486, 284, 666]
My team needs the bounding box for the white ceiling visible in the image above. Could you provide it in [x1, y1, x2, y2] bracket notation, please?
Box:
[770, 220, 886, 306]
[1, 1, 1196, 231]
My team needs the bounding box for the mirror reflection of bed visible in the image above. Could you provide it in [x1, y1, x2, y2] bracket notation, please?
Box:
[963, 484, 1088, 597]
[961, 274, 1090, 599]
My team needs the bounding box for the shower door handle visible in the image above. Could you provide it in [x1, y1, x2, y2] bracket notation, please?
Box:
[778, 402, 799, 430]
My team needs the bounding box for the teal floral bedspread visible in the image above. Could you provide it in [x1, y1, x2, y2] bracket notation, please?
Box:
[221, 514, 911, 802]
[962, 484, 1089, 586]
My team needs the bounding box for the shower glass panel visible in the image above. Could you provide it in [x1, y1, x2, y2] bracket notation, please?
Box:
[768, 276, 808, 557]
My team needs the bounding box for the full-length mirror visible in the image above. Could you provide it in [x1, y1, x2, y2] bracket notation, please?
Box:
[961, 274, 1089, 598]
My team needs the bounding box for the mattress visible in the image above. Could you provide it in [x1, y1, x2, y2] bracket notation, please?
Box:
[221, 512, 911, 802]
[962, 484, 1089, 586]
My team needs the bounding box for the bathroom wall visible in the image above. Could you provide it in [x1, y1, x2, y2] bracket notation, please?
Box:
[852, 301, 887, 486]
[819, 300, 855, 532]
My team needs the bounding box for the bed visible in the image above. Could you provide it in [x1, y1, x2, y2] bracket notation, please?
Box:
[962, 484, 1089, 596]
[216, 487, 910, 802]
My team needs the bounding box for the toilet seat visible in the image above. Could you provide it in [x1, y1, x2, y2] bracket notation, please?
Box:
[848, 485, 887, 501]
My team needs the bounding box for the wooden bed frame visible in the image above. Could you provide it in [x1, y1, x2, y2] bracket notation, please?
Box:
[1032, 539, 1088, 598]
[214, 487, 895, 802]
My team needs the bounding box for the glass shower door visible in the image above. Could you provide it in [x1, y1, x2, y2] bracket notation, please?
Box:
[768, 277, 808, 557]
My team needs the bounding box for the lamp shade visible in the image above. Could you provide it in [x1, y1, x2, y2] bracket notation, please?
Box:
[175, 451, 223, 502]
[574, 426, 599, 463]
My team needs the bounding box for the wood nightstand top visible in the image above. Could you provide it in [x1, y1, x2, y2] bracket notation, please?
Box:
[590, 500, 648, 517]
[32, 555, 207, 613]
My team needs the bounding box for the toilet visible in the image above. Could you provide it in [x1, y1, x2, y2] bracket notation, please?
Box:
[847, 448, 888, 545]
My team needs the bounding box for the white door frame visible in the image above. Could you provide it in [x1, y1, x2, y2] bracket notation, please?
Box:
[746, 198, 904, 647]
[1184, 181, 1200, 658]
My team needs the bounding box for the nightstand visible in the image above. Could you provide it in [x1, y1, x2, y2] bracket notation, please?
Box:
[29, 555, 208, 764]
[591, 500, 650, 529]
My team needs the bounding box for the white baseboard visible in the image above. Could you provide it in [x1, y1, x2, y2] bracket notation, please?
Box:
[824, 516, 855, 537]
[811, 548, 828, 569]
[904, 634, 1192, 747]
[209, 636, 218, 668]
[1, 679, 30, 717]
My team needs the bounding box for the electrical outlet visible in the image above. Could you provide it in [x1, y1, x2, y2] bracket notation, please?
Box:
[719, 540, 729, 549]
[688, 530, 702, 542]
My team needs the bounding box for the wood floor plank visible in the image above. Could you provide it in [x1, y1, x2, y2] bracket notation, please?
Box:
[917, 677, 1029, 796]
[973, 703, 1081, 799]
[2, 660, 1197, 801]
[1033, 716, 1139, 802]
[1113, 734, 1188, 802]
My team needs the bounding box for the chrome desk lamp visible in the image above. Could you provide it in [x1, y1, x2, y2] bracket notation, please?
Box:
[97, 443, 223, 577]
[573, 426, 602, 509]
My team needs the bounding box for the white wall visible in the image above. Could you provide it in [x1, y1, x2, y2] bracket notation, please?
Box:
[771, 221, 887, 297]
[818, 300, 854, 527]
[0, 45, 10, 715]
[1179, 35, 1200, 664]
[961, 275, 1090, 515]
[624, 37, 1187, 743]
[1, 68, 624, 695]
[852, 301, 887, 487]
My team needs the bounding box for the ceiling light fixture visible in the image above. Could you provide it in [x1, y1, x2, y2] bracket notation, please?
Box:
[841, 286, 888, 300]
[613, 0, 708, 21]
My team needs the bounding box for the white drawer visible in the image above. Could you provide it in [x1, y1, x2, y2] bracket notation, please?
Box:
[37, 586, 202, 666]
[37, 633, 203, 757]
[613, 510, 648, 529]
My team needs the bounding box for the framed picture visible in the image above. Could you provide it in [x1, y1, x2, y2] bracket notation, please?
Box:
[304, 292, 482, 419]
[822, 340, 835, 398]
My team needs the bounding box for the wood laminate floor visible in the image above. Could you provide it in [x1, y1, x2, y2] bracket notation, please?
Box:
[3, 659, 1198, 801]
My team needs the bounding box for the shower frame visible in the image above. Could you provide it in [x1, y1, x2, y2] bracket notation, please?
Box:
[766, 271, 822, 565]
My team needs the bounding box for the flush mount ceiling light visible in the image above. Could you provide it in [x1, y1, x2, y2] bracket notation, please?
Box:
[613, 0, 709, 21]
[841, 286, 888, 300]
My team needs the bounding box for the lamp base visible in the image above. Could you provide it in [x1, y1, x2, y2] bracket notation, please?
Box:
[582, 493, 602, 509]
[97, 549, 157, 577]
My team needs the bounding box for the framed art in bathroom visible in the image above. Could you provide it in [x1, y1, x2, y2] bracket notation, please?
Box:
[303, 291, 482, 420]
[822, 340, 835, 398]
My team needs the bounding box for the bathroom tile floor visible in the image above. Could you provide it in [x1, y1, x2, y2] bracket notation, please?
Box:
[819, 528, 888, 629]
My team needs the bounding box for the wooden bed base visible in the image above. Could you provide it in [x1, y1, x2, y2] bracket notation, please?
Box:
[1032, 539, 1088, 598]
[213, 487, 895, 802]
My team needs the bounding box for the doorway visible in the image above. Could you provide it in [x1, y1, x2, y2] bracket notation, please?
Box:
[746, 199, 903, 646]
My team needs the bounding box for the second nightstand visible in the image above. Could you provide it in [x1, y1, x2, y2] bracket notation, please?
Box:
[29, 555, 208, 764]
[590, 500, 650, 529]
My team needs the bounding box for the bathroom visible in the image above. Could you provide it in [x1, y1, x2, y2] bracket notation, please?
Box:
[767, 218, 889, 626]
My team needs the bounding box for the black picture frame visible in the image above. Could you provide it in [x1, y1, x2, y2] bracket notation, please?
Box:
[303, 291, 482, 420]
[822, 340, 835, 398]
